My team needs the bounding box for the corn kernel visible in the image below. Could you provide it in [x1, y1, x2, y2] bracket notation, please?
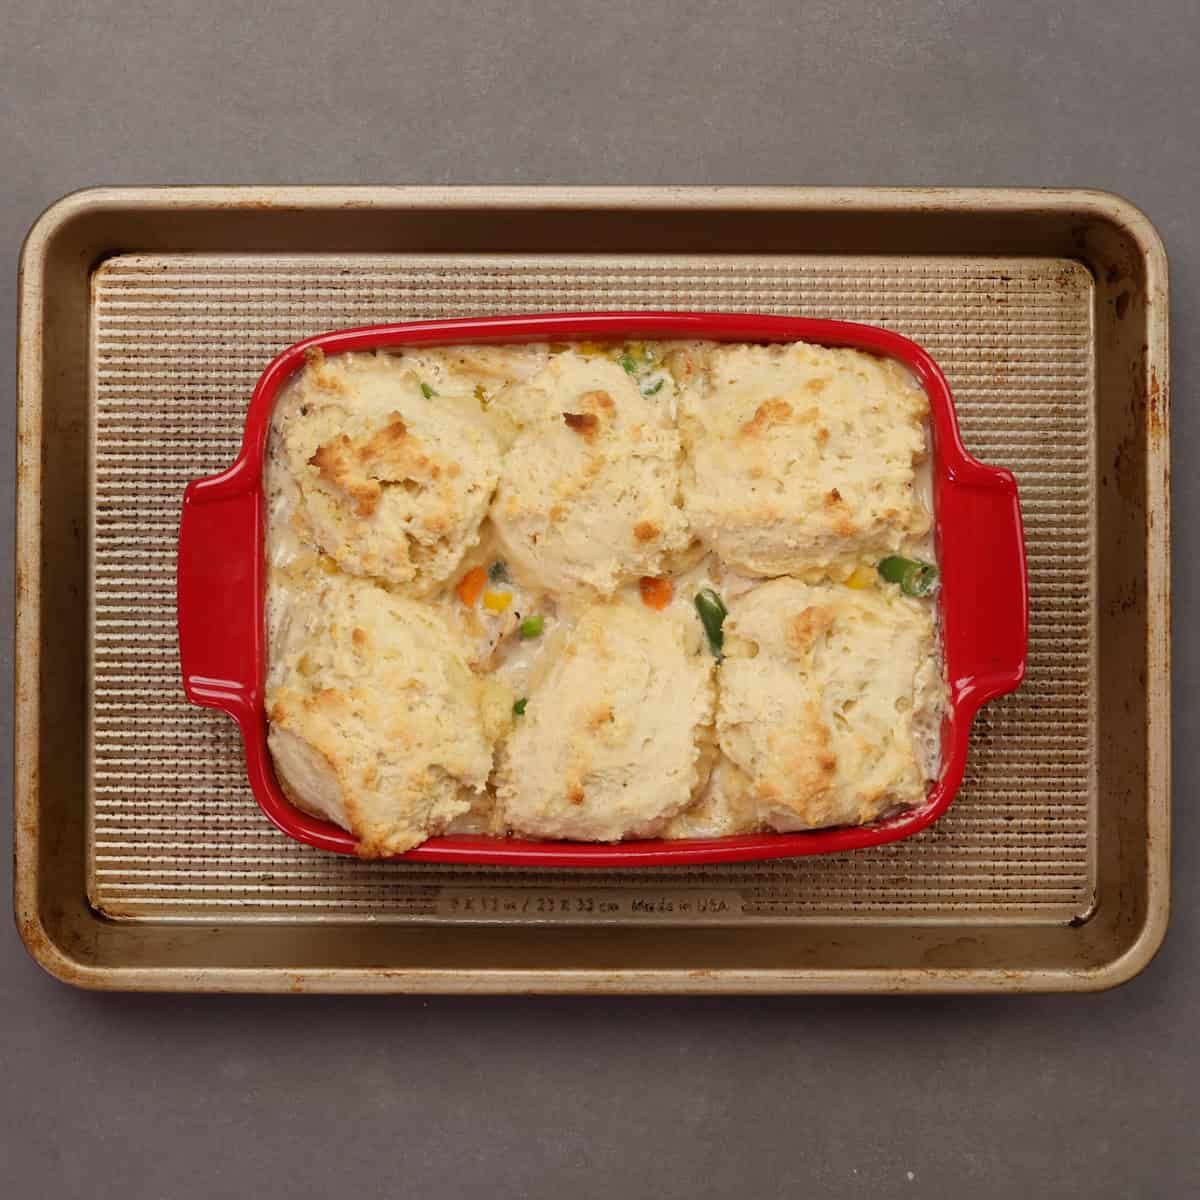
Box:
[845, 564, 875, 589]
[482, 591, 513, 613]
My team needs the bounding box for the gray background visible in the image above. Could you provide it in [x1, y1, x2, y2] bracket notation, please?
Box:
[2, 1, 1194, 1196]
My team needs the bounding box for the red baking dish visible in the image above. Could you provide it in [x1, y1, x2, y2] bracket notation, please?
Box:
[177, 312, 1028, 866]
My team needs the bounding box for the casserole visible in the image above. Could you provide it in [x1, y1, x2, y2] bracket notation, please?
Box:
[178, 311, 1028, 866]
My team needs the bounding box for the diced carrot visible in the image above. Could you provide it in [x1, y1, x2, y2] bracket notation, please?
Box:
[456, 566, 487, 607]
[639, 576, 673, 610]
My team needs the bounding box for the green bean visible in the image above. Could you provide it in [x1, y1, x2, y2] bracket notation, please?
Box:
[877, 556, 940, 597]
[694, 588, 728, 657]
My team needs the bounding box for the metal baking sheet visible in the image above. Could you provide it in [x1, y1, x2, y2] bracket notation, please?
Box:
[90, 252, 1089, 919]
[15, 187, 1169, 992]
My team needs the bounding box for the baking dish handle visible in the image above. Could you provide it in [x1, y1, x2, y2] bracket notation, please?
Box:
[942, 463, 1029, 714]
[177, 464, 261, 716]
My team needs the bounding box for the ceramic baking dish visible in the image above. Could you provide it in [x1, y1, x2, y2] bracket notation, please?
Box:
[177, 310, 1028, 866]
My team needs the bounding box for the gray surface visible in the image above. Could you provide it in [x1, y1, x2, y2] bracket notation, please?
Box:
[1, 0, 1195, 1196]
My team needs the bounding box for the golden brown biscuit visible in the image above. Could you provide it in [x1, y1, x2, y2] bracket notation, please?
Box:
[715, 577, 943, 831]
[277, 350, 502, 592]
[496, 600, 715, 841]
[489, 353, 690, 595]
[266, 572, 509, 857]
[679, 343, 931, 578]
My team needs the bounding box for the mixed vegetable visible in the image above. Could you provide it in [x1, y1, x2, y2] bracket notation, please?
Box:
[455, 565, 487, 607]
[456, 559, 545, 641]
[694, 588, 728, 658]
[590, 341, 668, 397]
[639, 576, 673, 610]
[877, 556, 940, 598]
[459, 549, 935, 670]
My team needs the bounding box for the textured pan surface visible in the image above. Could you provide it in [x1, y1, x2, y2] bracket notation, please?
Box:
[90, 252, 1092, 922]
